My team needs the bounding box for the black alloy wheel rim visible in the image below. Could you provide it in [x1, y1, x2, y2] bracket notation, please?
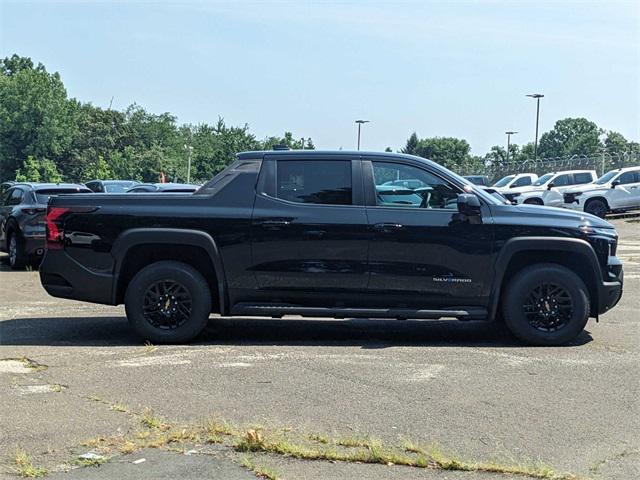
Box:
[142, 280, 192, 330]
[589, 202, 606, 218]
[522, 282, 574, 332]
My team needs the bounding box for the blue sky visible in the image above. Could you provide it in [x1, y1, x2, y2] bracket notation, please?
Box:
[1, 0, 638, 154]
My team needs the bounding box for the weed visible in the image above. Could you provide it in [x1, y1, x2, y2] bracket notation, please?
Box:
[240, 457, 279, 480]
[307, 433, 329, 444]
[110, 403, 128, 413]
[334, 436, 378, 448]
[205, 417, 236, 437]
[142, 341, 157, 354]
[7, 449, 47, 478]
[74, 454, 108, 468]
[140, 408, 169, 430]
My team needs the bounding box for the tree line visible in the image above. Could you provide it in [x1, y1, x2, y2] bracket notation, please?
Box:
[1, 54, 637, 184]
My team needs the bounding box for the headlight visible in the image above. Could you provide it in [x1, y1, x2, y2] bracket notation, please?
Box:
[574, 192, 582, 197]
[579, 225, 617, 237]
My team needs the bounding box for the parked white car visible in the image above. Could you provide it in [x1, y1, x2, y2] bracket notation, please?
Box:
[502, 170, 597, 207]
[492, 173, 538, 192]
[562, 166, 640, 217]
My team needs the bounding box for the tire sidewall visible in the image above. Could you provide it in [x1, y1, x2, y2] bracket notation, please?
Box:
[125, 261, 212, 343]
[502, 264, 590, 346]
[8, 230, 27, 270]
[585, 199, 607, 218]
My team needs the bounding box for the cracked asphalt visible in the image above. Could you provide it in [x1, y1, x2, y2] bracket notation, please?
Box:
[0, 218, 638, 479]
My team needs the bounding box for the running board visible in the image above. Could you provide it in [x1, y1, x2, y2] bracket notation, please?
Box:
[231, 304, 488, 321]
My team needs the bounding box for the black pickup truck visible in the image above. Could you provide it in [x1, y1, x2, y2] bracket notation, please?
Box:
[40, 151, 623, 345]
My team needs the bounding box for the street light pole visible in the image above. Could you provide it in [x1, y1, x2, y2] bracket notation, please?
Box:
[355, 120, 370, 150]
[526, 94, 544, 161]
[505, 131, 517, 163]
[184, 145, 193, 183]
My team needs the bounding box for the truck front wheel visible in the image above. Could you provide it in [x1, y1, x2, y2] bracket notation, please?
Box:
[502, 263, 590, 346]
[584, 198, 608, 218]
[125, 261, 211, 343]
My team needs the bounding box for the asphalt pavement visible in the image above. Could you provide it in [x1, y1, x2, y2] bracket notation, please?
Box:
[0, 218, 638, 479]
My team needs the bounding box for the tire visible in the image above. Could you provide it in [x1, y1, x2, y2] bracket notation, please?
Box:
[584, 198, 608, 218]
[124, 261, 212, 343]
[501, 263, 590, 346]
[523, 198, 543, 205]
[7, 230, 27, 270]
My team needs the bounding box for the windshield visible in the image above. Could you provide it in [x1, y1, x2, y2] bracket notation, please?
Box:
[104, 182, 137, 193]
[35, 188, 91, 204]
[493, 175, 515, 187]
[595, 170, 619, 185]
[532, 173, 554, 186]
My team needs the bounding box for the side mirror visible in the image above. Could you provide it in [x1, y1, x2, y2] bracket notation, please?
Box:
[547, 182, 555, 190]
[510, 184, 517, 188]
[611, 180, 620, 189]
[457, 193, 481, 216]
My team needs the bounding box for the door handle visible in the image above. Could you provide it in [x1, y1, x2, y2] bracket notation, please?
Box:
[258, 219, 291, 229]
[373, 223, 404, 232]
[304, 230, 327, 239]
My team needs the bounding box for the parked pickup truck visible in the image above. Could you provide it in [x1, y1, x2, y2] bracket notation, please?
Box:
[40, 151, 624, 345]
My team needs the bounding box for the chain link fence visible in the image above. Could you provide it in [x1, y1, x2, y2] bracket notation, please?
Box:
[458, 151, 640, 183]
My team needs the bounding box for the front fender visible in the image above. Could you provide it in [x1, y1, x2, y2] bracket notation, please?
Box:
[488, 237, 603, 320]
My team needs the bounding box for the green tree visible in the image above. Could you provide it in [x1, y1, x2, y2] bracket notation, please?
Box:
[537, 118, 602, 158]
[0, 54, 76, 181]
[15, 156, 62, 182]
[401, 132, 419, 155]
[604, 131, 629, 153]
[413, 137, 471, 170]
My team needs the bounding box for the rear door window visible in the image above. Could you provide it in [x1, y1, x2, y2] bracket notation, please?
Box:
[275, 160, 352, 205]
[573, 172, 593, 184]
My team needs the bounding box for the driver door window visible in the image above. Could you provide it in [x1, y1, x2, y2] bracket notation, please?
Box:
[371, 162, 461, 209]
[553, 174, 571, 187]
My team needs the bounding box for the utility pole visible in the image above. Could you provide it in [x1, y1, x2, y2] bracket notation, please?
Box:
[355, 120, 370, 150]
[184, 145, 193, 183]
[526, 94, 544, 160]
[505, 131, 517, 163]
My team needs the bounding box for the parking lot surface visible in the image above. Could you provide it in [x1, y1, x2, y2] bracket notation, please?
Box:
[1, 218, 638, 479]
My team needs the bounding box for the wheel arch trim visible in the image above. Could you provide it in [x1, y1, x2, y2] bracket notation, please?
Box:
[489, 237, 603, 320]
[111, 228, 228, 313]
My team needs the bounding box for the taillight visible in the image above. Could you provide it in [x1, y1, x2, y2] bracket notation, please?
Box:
[46, 207, 70, 250]
[45, 206, 98, 250]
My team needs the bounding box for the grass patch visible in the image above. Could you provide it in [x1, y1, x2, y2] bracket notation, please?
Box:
[7, 449, 47, 478]
[240, 457, 280, 480]
[140, 408, 169, 430]
[307, 433, 329, 444]
[110, 403, 128, 413]
[334, 435, 378, 448]
[77, 399, 579, 480]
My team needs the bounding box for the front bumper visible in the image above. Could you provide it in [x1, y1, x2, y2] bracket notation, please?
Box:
[597, 256, 623, 314]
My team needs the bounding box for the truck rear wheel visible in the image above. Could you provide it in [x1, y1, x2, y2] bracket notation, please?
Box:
[502, 263, 590, 346]
[125, 261, 211, 343]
